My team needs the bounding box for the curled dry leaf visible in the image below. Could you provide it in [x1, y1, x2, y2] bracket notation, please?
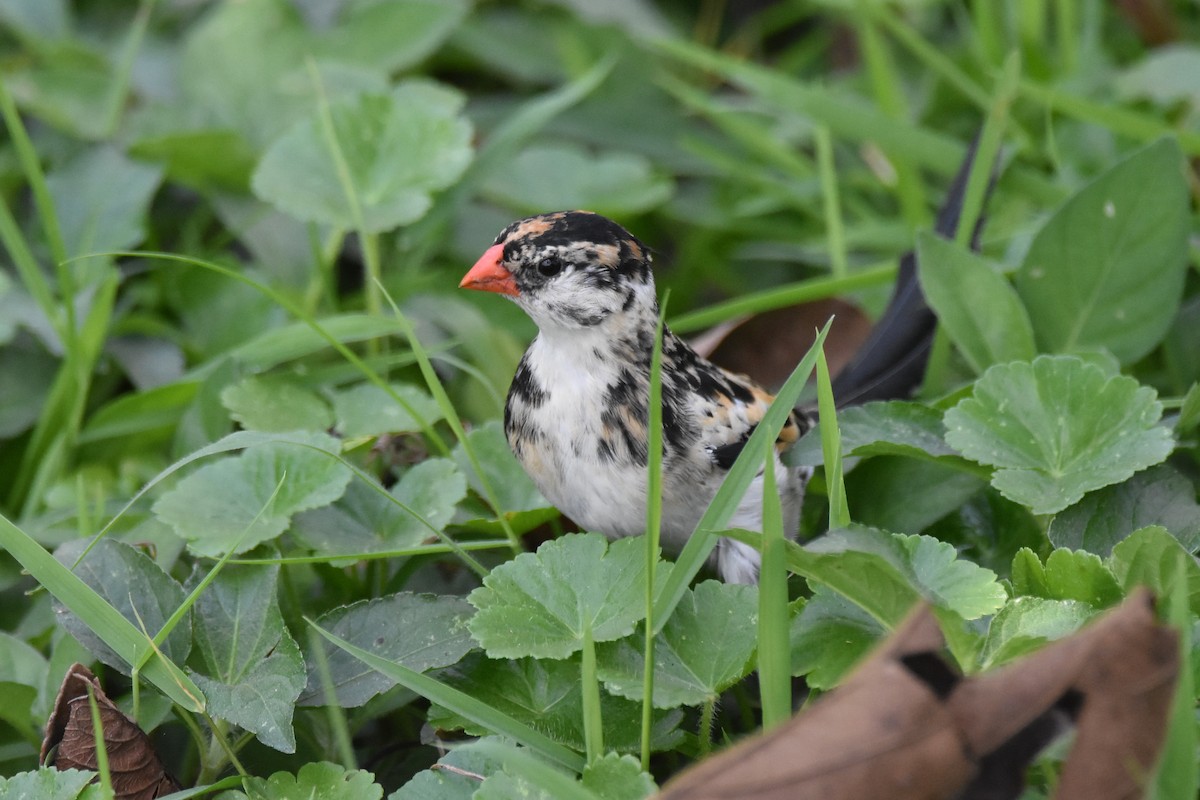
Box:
[40, 663, 182, 800]
[655, 588, 1178, 800]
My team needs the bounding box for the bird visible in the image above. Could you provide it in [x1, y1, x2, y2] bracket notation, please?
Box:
[460, 143, 986, 584]
[461, 210, 810, 583]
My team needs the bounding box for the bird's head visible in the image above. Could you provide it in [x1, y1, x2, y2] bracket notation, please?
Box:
[460, 210, 656, 332]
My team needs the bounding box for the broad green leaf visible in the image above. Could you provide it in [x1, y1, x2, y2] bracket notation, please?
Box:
[292, 461, 467, 556]
[0, 334, 57, 437]
[596, 581, 757, 708]
[846, 456, 986, 535]
[581, 753, 657, 800]
[1116, 45, 1200, 106]
[1015, 138, 1189, 363]
[130, 127, 258, 193]
[837, 401, 959, 459]
[452, 421, 555, 532]
[1010, 548, 1123, 607]
[1048, 464, 1200, 555]
[428, 652, 684, 754]
[0, 515, 204, 712]
[1109, 526, 1200, 615]
[944, 355, 1174, 514]
[468, 534, 654, 659]
[188, 563, 304, 752]
[0, 0, 67, 42]
[802, 528, 1006, 621]
[332, 382, 443, 438]
[54, 539, 191, 674]
[221, 376, 333, 433]
[313, 0, 469, 74]
[390, 738, 508, 800]
[790, 586, 886, 689]
[47, 146, 163, 262]
[916, 232, 1036, 373]
[243, 762, 382, 800]
[302, 592, 475, 708]
[153, 431, 352, 557]
[980, 597, 1096, 668]
[252, 82, 472, 232]
[0, 767, 104, 800]
[0, 632, 47, 738]
[482, 142, 672, 216]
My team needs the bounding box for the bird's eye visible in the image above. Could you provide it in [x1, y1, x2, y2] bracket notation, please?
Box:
[537, 256, 563, 277]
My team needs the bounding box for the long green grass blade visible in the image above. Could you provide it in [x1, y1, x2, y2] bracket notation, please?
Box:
[757, 437, 791, 729]
[0, 512, 204, 712]
[816, 348, 849, 528]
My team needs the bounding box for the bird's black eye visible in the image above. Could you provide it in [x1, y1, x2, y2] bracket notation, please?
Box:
[537, 255, 563, 277]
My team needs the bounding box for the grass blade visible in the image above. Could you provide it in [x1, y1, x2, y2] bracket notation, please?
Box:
[757, 436, 791, 729]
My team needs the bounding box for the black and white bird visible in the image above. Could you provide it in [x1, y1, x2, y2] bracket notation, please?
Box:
[460, 146, 982, 583]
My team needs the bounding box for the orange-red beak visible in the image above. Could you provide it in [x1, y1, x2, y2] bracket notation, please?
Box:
[460, 244, 519, 297]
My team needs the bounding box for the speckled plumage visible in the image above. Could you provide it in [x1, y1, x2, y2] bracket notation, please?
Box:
[462, 211, 810, 583]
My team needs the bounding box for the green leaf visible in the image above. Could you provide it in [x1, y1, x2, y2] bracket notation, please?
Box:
[302, 592, 475, 708]
[188, 563, 304, 752]
[292, 461, 467, 556]
[1048, 464, 1200, 555]
[451, 420, 555, 532]
[390, 738, 508, 800]
[1015, 138, 1190, 363]
[836, 401, 960, 459]
[1116, 44, 1200, 106]
[0, 632, 47, 739]
[0, 334, 57, 437]
[221, 376, 333, 433]
[243, 762, 382, 800]
[790, 586, 886, 689]
[482, 142, 672, 216]
[252, 81, 472, 232]
[314, 0, 469, 74]
[1109, 526, 1200, 614]
[47, 145, 163, 261]
[803, 528, 1007, 621]
[54, 539, 191, 674]
[980, 597, 1096, 668]
[153, 431, 352, 557]
[846, 456, 986, 535]
[0, 767, 101, 800]
[944, 355, 1174, 514]
[468, 534, 653, 660]
[428, 652, 684, 755]
[332, 382, 443, 438]
[1010, 548, 1123, 607]
[916, 232, 1037, 373]
[1178, 382, 1200, 435]
[582, 753, 657, 800]
[597, 581, 757, 708]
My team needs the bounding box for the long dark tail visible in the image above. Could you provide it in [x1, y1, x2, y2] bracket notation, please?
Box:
[830, 136, 993, 406]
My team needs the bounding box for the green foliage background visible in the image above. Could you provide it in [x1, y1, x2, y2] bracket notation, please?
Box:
[0, 0, 1198, 798]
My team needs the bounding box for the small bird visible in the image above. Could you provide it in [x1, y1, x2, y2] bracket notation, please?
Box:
[460, 211, 810, 583]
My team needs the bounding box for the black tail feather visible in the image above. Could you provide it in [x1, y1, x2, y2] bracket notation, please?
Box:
[831, 135, 994, 406]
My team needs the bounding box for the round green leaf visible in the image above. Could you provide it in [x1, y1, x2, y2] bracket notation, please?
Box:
[252, 81, 472, 232]
[944, 355, 1174, 514]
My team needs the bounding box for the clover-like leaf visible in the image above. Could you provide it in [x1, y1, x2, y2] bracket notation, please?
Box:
[597, 581, 757, 708]
[790, 586, 886, 690]
[1010, 548, 1123, 608]
[428, 652, 684, 754]
[0, 767, 103, 800]
[944, 355, 1174, 514]
[242, 762, 382, 800]
[979, 597, 1097, 668]
[482, 142, 672, 217]
[153, 432, 351, 557]
[53, 540, 191, 675]
[221, 376, 333, 433]
[1109, 526, 1200, 615]
[468, 534, 654, 659]
[292, 460, 467, 556]
[252, 81, 472, 232]
[301, 592, 475, 708]
[391, 738, 508, 800]
[1048, 464, 1200, 555]
[333, 382, 443, 438]
[1015, 138, 1189, 364]
[837, 401, 959, 459]
[582, 753, 658, 800]
[188, 563, 305, 752]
